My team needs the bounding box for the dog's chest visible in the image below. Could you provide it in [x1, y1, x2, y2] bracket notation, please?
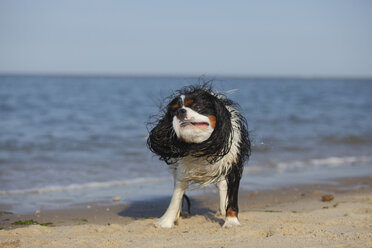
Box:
[177, 156, 232, 186]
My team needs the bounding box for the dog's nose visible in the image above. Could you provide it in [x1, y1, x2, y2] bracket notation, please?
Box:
[176, 108, 187, 120]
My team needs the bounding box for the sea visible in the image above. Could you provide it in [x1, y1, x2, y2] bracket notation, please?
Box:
[1, 75, 372, 213]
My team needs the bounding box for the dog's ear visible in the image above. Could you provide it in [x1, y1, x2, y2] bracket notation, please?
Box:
[147, 114, 189, 165]
[205, 96, 233, 161]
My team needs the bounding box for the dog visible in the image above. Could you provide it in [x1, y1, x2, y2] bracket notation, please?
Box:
[147, 84, 251, 228]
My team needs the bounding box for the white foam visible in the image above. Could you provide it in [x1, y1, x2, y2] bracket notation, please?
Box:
[244, 155, 372, 175]
[276, 156, 372, 173]
[0, 177, 168, 196]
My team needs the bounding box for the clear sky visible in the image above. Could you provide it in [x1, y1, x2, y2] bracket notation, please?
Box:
[0, 0, 371, 78]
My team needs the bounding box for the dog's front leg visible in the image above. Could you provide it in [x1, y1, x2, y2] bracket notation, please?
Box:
[155, 176, 188, 228]
[216, 179, 227, 216]
[223, 164, 242, 228]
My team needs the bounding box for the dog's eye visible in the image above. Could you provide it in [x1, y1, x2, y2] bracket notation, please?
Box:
[192, 103, 202, 111]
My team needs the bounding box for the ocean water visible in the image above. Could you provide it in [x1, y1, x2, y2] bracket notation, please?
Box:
[0, 75, 371, 213]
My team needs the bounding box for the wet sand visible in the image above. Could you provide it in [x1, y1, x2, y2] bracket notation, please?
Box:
[1, 176, 371, 248]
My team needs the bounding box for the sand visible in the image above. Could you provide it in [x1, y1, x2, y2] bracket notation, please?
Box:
[1, 177, 372, 248]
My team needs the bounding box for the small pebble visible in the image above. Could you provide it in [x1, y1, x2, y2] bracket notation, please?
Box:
[321, 194, 334, 202]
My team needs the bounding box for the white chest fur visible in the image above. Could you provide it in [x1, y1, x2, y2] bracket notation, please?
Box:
[176, 105, 242, 188]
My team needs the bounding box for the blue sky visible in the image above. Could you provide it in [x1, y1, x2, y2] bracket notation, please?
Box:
[0, 0, 371, 77]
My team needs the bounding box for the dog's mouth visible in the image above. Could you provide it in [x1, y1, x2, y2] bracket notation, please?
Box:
[180, 121, 209, 128]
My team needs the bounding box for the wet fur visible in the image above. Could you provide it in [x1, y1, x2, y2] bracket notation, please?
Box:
[147, 84, 251, 227]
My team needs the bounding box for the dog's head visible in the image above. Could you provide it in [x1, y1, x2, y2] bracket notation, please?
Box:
[170, 88, 219, 143]
[147, 85, 236, 164]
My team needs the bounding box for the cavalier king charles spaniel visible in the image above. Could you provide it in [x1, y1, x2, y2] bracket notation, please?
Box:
[147, 84, 251, 228]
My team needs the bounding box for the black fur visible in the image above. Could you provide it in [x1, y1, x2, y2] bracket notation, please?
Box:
[147, 84, 251, 166]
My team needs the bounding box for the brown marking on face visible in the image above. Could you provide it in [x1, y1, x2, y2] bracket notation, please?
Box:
[208, 115, 216, 129]
[171, 104, 180, 109]
[185, 99, 194, 107]
[226, 207, 238, 217]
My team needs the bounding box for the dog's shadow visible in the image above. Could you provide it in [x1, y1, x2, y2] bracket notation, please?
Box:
[118, 196, 224, 226]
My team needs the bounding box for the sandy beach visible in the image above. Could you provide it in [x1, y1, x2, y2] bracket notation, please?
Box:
[1, 176, 371, 248]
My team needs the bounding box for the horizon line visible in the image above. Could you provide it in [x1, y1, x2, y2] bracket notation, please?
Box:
[0, 72, 371, 81]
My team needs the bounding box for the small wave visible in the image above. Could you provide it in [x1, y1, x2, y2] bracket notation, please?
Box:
[251, 145, 270, 153]
[322, 135, 372, 145]
[0, 177, 168, 196]
[0, 103, 14, 112]
[276, 156, 372, 172]
[244, 165, 265, 174]
[288, 114, 312, 123]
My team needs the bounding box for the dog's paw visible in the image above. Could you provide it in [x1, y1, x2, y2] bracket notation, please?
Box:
[222, 217, 241, 228]
[154, 217, 175, 228]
